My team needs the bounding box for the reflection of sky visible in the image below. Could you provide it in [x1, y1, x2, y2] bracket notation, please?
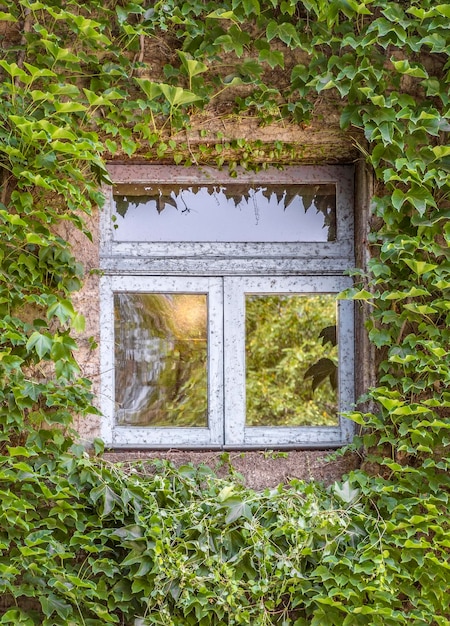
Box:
[112, 187, 335, 242]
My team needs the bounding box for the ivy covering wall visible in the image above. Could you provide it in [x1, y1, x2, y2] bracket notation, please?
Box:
[0, 0, 449, 624]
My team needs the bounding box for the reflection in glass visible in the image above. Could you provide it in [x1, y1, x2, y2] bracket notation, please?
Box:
[114, 293, 208, 427]
[112, 183, 336, 243]
[245, 294, 338, 427]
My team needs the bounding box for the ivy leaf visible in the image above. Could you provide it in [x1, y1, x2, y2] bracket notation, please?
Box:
[7, 446, 35, 458]
[408, 185, 437, 214]
[404, 259, 438, 276]
[178, 51, 208, 79]
[392, 188, 405, 210]
[436, 4, 450, 17]
[116, 5, 132, 25]
[206, 9, 240, 21]
[215, 27, 251, 58]
[319, 325, 337, 347]
[40, 593, 71, 620]
[258, 49, 284, 69]
[432, 145, 450, 159]
[159, 83, 202, 107]
[35, 150, 57, 169]
[47, 299, 75, 324]
[242, 0, 260, 16]
[0, 11, 16, 21]
[418, 33, 447, 52]
[25, 232, 47, 245]
[222, 497, 253, 523]
[217, 485, 235, 501]
[237, 59, 264, 81]
[304, 358, 337, 391]
[276, 22, 299, 46]
[368, 328, 392, 348]
[26, 332, 53, 359]
[266, 20, 278, 42]
[90, 484, 123, 517]
[333, 480, 360, 504]
[53, 101, 87, 113]
[391, 58, 428, 78]
[0, 60, 28, 80]
[403, 302, 437, 315]
[0, 610, 35, 624]
[134, 79, 162, 101]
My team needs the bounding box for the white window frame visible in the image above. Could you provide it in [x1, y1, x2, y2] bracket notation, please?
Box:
[101, 276, 224, 447]
[224, 276, 354, 448]
[100, 165, 355, 449]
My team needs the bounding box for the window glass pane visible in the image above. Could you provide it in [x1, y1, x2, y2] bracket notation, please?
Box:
[114, 293, 208, 427]
[112, 183, 336, 243]
[245, 294, 338, 427]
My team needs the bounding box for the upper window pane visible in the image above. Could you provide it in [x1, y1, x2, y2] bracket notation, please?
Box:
[112, 183, 336, 243]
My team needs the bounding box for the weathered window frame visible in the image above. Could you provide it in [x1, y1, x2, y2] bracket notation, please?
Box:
[100, 165, 355, 449]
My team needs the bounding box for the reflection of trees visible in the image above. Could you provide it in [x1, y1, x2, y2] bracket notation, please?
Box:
[113, 183, 336, 241]
[304, 325, 338, 392]
[113, 291, 338, 430]
[245, 295, 338, 427]
[114, 293, 207, 427]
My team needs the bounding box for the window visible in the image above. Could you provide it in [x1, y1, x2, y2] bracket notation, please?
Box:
[100, 165, 355, 449]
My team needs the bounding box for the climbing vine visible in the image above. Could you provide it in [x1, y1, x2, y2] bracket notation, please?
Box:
[0, 0, 449, 624]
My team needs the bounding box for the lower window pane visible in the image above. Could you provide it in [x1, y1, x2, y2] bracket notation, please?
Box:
[245, 294, 339, 427]
[114, 293, 208, 427]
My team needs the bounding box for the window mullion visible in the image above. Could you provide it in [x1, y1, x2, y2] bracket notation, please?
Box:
[223, 277, 246, 446]
[221, 278, 226, 446]
[207, 277, 225, 447]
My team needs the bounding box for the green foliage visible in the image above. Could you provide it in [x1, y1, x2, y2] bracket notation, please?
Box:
[0, 447, 387, 625]
[246, 295, 338, 426]
[0, 0, 449, 623]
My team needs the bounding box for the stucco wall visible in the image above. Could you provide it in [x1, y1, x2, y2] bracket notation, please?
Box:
[58, 213, 102, 442]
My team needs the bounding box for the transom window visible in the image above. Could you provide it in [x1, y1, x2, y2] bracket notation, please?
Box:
[100, 165, 355, 449]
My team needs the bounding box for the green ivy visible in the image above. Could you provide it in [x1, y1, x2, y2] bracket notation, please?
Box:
[0, 0, 449, 623]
